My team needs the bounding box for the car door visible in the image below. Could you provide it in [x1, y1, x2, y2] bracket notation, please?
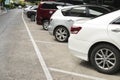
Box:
[108, 18, 120, 46]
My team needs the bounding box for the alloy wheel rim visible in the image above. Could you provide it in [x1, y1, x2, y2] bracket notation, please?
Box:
[55, 28, 67, 41]
[95, 48, 116, 70]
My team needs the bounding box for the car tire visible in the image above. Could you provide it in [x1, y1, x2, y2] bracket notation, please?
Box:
[54, 26, 69, 42]
[43, 20, 49, 30]
[90, 44, 120, 74]
[31, 15, 35, 21]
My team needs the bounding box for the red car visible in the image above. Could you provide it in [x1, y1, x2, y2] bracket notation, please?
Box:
[36, 1, 72, 30]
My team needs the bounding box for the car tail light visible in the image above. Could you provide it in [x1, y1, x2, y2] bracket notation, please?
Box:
[71, 26, 82, 34]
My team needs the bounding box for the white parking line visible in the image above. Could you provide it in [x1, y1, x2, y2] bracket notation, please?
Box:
[30, 30, 47, 32]
[19, 30, 47, 32]
[49, 68, 107, 80]
[22, 11, 53, 80]
[35, 40, 67, 45]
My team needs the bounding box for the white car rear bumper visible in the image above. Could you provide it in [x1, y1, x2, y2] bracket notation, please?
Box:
[68, 35, 90, 61]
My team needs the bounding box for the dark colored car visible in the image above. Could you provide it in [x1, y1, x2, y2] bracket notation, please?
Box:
[27, 6, 38, 21]
[36, 1, 72, 30]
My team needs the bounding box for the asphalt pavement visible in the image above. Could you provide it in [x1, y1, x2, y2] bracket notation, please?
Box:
[0, 9, 46, 80]
[0, 8, 120, 80]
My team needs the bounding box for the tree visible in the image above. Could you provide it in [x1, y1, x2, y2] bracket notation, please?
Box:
[0, 0, 5, 6]
[0, 0, 5, 3]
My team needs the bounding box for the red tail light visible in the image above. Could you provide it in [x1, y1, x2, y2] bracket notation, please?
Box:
[71, 26, 82, 34]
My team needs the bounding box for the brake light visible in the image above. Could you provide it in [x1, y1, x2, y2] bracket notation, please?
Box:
[71, 26, 82, 34]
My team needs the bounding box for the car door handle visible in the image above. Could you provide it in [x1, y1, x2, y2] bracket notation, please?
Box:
[111, 28, 120, 32]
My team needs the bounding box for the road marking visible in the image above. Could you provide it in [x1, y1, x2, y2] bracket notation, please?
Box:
[19, 30, 47, 32]
[49, 68, 107, 80]
[35, 40, 67, 45]
[29, 30, 47, 32]
[22, 11, 53, 80]
[22, 11, 106, 80]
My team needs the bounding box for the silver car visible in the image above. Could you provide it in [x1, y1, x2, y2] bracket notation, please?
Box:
[48, 5, 112, 42]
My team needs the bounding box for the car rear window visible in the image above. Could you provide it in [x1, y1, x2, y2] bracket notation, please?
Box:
[61, 8, 71, 16]
[62, 7, 87, 17]
[41, 3, 57, 9]
[41, 2, 72, 9]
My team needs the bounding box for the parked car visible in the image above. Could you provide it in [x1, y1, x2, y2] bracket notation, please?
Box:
[68, 10, 120, 74]
[36, 1, 72, 30]
[48, 5, 114, 42]
[26, 6, 38, 21]
[18, 5, 22, 9]
[23, 5, 33, 14]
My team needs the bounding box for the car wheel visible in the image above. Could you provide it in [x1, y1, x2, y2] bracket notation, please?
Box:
[43, 20, 49, 30]
[90, 44, 120, 74]
[31, 15, 35, 21]
[54, 26, 69, 42]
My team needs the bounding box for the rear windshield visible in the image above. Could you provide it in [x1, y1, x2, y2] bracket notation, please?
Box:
[62, 7, 87, 17]
[41, 3, 57, 9]
[62, 6, 110, 18]
[41, 2, 72, 9]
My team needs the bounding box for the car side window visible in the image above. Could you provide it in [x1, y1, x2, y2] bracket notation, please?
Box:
[34, 8, 38, 10]
[69, 7, 87, 17]
[88, 6, 109, 17]
[55, 3, 64, 6]
[112, 18, 120, 24]
[61, 8, 71, 16]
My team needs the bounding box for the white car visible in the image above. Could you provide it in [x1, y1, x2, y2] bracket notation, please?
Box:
[23, 5, 33, 14]
[18, 5, 22, 9]
[68, 9, 120, 74]
[48, 5, 113, 42]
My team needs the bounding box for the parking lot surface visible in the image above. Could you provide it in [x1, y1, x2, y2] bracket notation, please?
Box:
[23, 11, 120, 80]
